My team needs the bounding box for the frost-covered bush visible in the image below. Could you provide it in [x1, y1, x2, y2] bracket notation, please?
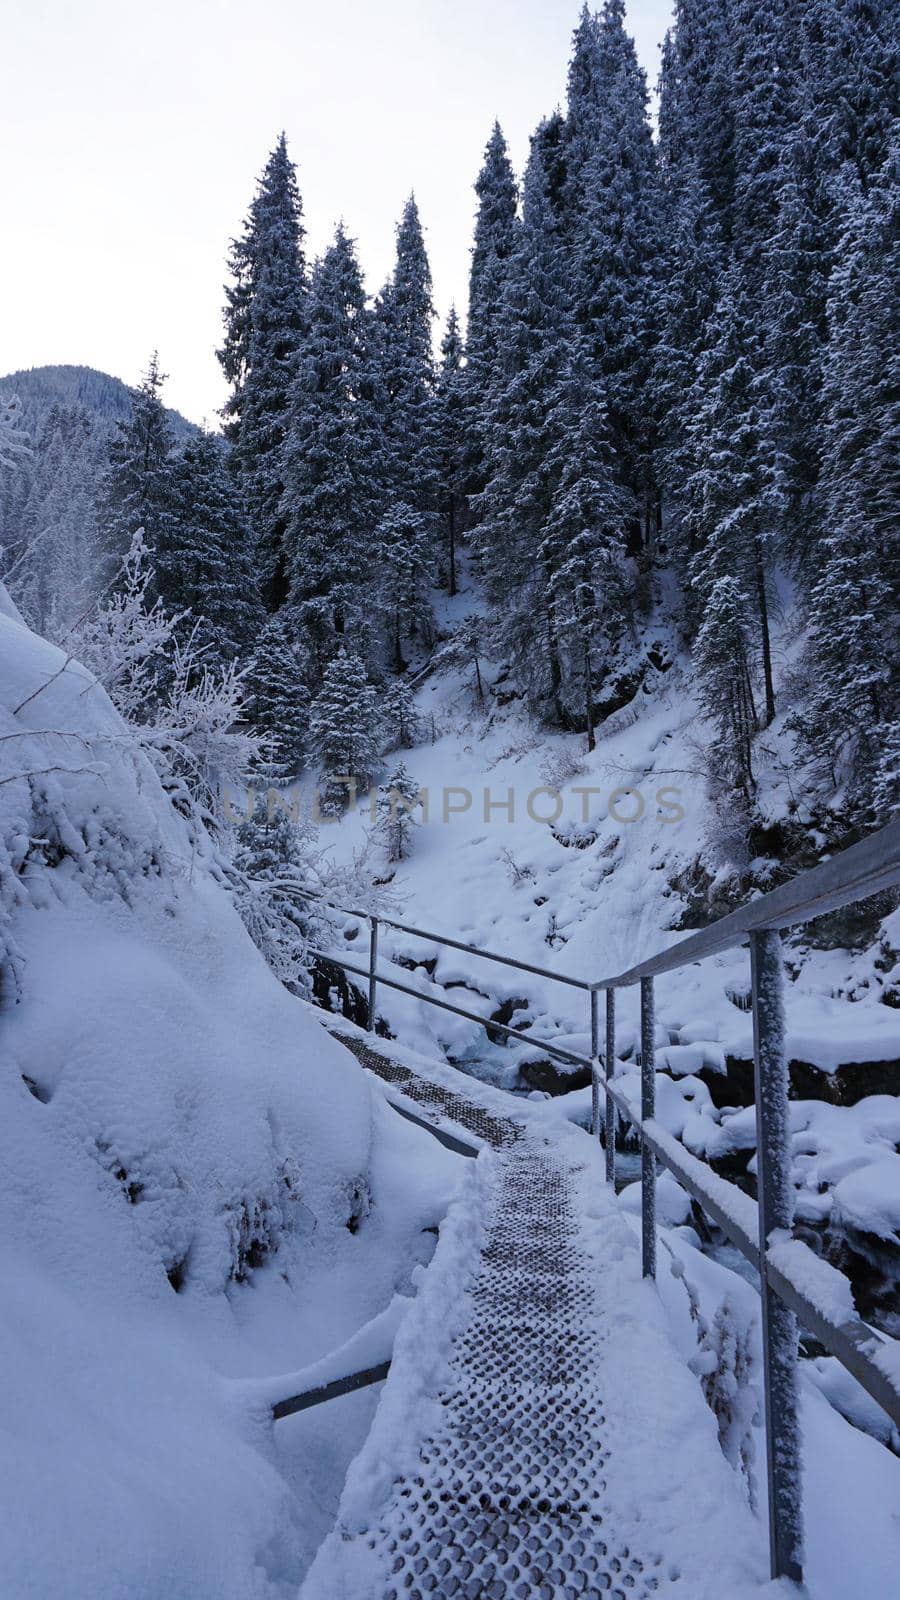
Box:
[68, 530, 262, 831]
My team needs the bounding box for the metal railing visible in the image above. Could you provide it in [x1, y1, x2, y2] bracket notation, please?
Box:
[280, 817, 900, 1587]
[296, 893, 599, 1071]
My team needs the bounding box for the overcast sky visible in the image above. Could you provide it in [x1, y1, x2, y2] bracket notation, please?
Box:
[1, 1, 673, 425]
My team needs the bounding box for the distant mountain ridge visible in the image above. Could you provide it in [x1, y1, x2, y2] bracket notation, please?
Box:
[0, 363, 199, 442]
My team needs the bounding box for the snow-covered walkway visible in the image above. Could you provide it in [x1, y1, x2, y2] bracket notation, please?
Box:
[302, 1037, 778, 1599]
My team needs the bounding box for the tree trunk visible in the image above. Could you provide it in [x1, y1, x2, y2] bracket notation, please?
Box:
[584, 637, 595, 753]
[754, 537, 776, 726]
[448, 498, 457, 598]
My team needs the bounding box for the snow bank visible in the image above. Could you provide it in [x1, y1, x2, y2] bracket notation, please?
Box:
[0, 612, 462, 1595]
[832, 1154, 900, 1242]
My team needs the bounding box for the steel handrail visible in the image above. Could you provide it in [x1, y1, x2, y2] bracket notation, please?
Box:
[273, 882, 594, 989]
[276, 818, 900, 1586]
[307, 945, 591, 1069]
[597, 817, 900, 988]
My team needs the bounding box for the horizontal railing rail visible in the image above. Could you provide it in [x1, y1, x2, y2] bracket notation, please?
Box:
[279, 883, 595, 990]
[273, 817, 900, 1588]
[306, 943, 591, 1070]
[597, 817, 900, 987]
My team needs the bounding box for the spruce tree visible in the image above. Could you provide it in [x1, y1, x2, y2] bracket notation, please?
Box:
[818, 151, 900, 618]
[98, 353, 177, 577]
[377, 762, 422, 862]
[805, 0, 900, 189]
[381, 676, 424, 751]
[435, 306, 466, 596]
[307, 646, 380, 810]
[657, 0, 736, 241]
[475, 113, 579, 723]
[374, 196, 438, 518]
[654, 162, 724, 582]
[683, 272, 779, 724]
[373, 502, 433, 672]
[219, 134, 306, 604]
[164, 432, 264, 666]
[566, 0, 661, 550]
[693, 575, 758, 799]
[801, 536, 891, 792]
[465, 124, 519, 502]
[541, 361, 633, 747]
[281, 227, 383, 677]
[730, 0, 797, 296]
[798, 149, 900, 804]
[242, 613, 310, 779]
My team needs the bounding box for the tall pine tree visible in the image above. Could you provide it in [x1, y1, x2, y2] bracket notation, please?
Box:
[374, 196, 438, 519]
[98, 354, 177, 580]
[281, 227, 383, 680]
[219, 134, 306, 605]
[308, 646, 380, 811]
[464, 124, 519, 504]
[435, 305, 466, 597]
[164, 432, 264, 666]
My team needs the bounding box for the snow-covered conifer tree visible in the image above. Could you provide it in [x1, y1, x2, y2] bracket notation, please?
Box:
[464, 123, 519, 502]
[377, 761, 422, 862]
[165, 431, 264, 666]
[373, 196, 438, 520]
[282, 228, 383, 677]
[98, 354, 177, 579]
[435, 306, 467, 596]
[219, 134, 306, 604]
[241, 612, 310, 779]
[566, 0, 661, 552]
[380, 675, 424, 752]
[683, 273, 779, 725]
[373, 501, 433, 672]
[693, 575, 758, 798]
[307, 646, 379, 811]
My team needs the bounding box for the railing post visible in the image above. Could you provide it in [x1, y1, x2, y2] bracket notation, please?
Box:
[605, 988, 617, 1187]
[368, 915, 379, 1033]
[590, 987, 601, 1140]
[751, 928, 803, 1585]
[640, 975, 656, 1279]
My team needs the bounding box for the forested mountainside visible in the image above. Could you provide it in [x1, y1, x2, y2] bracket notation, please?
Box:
[0, 365, 198, 637]
[3, 1, 896, 855]
[1, 0, 894, 1288]
[0, 363, 197, 438]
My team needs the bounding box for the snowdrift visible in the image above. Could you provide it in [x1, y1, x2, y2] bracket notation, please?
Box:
[0, 597, 455, 1595]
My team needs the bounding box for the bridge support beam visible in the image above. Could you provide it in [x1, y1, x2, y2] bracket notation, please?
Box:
[640, 976, 656, 1279]
[751, 928, 803, 1586]
[590, 987, 601, 1141]
[605, 988, 617, 1187]
[368, 915, 379, 1032]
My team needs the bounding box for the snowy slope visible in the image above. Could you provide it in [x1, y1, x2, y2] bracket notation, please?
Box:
[0, 595, 462, 1596]
[302, 580, 900, 1251]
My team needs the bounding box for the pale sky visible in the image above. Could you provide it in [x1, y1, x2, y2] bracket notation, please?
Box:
[1, 0, 673, 425]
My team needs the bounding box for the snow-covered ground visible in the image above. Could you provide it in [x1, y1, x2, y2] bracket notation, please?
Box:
[0, 595, 465, 1596]
[296, 577, 900, 1244]
[2, 580, 897, 1597]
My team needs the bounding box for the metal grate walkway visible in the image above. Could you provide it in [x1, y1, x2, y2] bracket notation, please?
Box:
[308, 1034, 664, 1598]
[338, 1033, 521, 1151]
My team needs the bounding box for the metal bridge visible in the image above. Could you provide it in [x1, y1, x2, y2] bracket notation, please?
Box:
[271, 818, 900, 1593]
